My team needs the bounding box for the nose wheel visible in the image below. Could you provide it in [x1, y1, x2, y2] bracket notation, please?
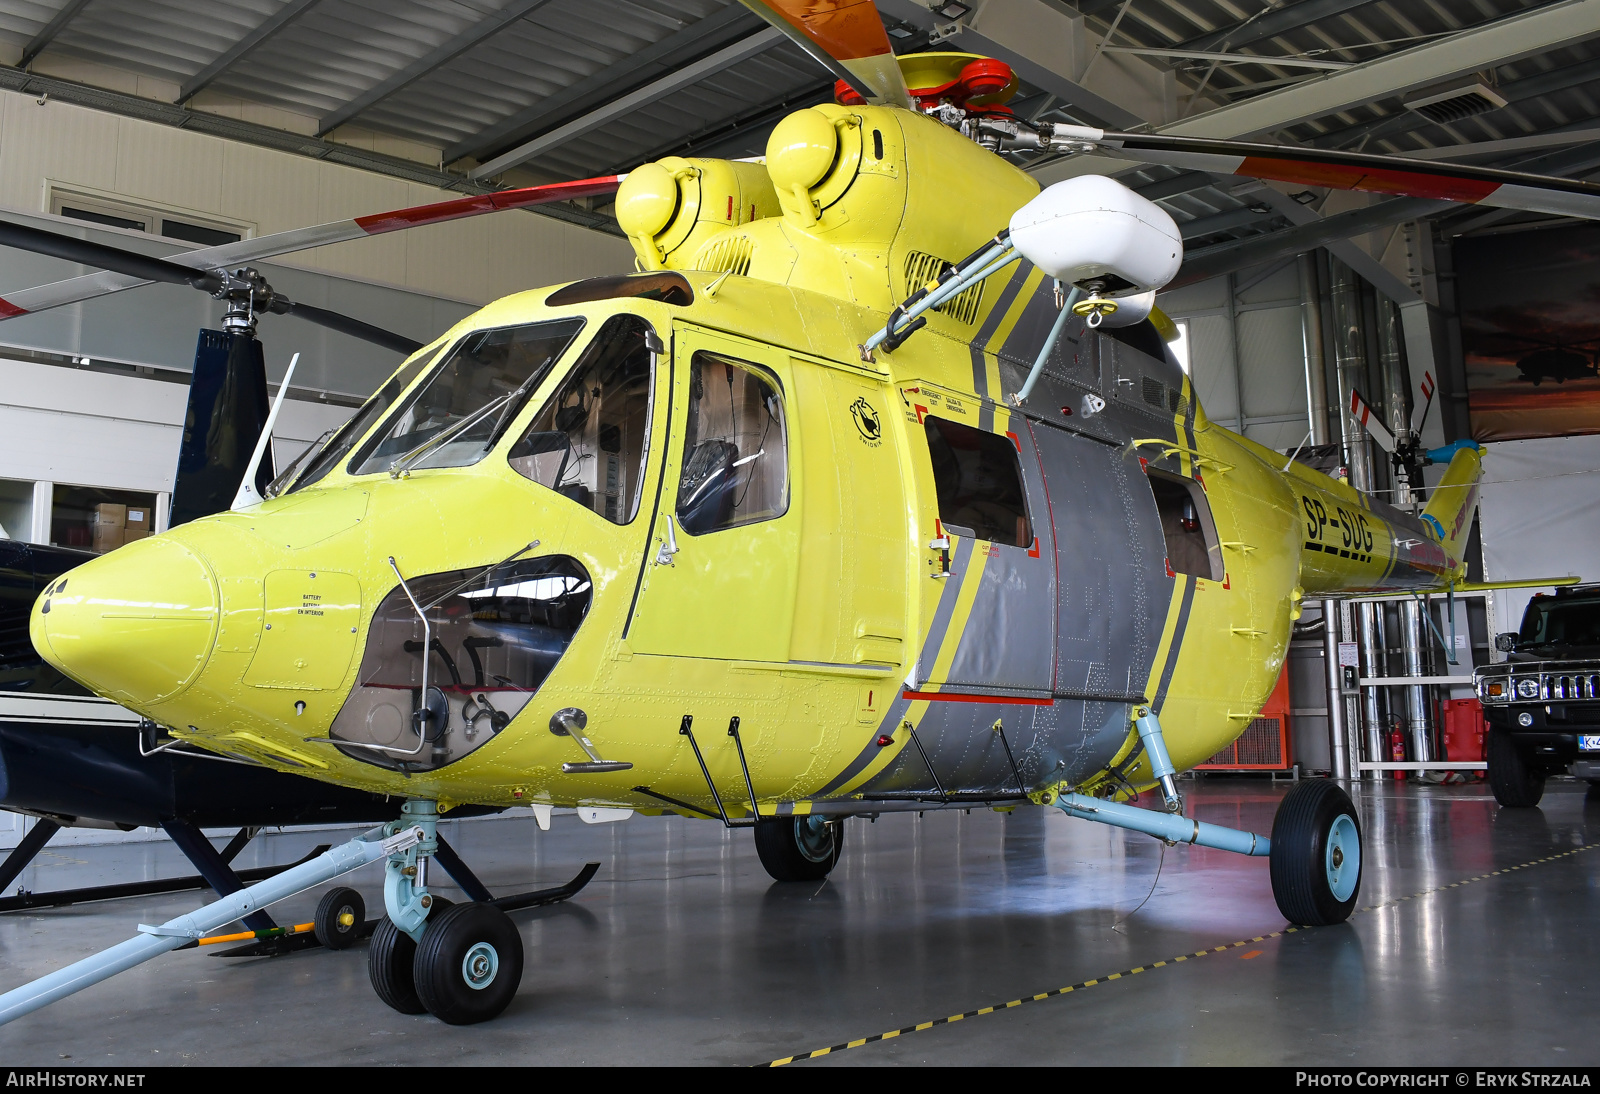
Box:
[369, 896, 453, 1015]
[1268, 779, 1363, 926]
[412, 902, 524, 1025]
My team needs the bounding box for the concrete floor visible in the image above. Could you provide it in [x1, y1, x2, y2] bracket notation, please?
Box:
[0, 776, 1596, 1067]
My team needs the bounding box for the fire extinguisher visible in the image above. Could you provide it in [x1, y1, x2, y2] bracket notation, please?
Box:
[1387, 715, 1407, 781]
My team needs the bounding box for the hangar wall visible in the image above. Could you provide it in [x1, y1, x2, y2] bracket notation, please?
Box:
[0, 87, 634, 305]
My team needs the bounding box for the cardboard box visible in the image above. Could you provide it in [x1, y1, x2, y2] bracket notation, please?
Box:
[122, 529, 149, 543]
[125, 508, 149, 531]
[92, 525, 123, 553]
[92, 503, 126, 529]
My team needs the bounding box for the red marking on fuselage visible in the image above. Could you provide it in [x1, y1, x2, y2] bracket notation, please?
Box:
[1006, 430, 1021, 452]
[914, 403, 929, 424]
[902, 690, 1052, 707]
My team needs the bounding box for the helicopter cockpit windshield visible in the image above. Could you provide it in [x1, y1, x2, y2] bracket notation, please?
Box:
[348, 318, 585, 477]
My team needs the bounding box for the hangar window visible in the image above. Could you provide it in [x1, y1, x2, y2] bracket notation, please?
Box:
[675, 353, 788, 535]
[348, 318, 584, 476]
[49, 188, 248, 247]
[1145, 469, 1223, 581]
[509, 314, 655, 525]
[923, 415, 1032, 549]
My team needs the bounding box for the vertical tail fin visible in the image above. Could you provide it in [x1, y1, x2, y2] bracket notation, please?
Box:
[1419, 440, 1485, 571]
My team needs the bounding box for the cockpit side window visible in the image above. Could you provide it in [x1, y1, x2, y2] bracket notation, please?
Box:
[347, 318, 584, 478]
[923, 415, 1032, 548]
[675, 352, 788, 535]
[508, 314, 655, 525]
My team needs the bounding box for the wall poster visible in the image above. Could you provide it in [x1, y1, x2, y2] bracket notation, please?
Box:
[1457, 223, 1600, 442]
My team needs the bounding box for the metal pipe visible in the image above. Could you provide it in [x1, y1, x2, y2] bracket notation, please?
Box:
[863, 241, 1017, 354]
[1047, 791, 1271, 856]
[1369, 604, 1391, 774]
[1299, 252, 1329, 446]
[1328, 257, 1373, 491]
[1400, 598, 1432, 764]
[1013, 286, 1081, 404]
[1358, 602, 1383, 780]
[1377, 295, 1410, 447]
[1323, 598, 1351, 779]
[0, 825, 411, 1027]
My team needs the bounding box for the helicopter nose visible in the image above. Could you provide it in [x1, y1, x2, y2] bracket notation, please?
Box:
[31, 537, 219, 708]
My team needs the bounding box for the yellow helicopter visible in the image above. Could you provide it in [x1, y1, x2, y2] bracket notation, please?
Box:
[5, 0, 1597, 1028]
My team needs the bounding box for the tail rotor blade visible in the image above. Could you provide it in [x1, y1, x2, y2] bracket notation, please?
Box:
[1411, 370, 1436, 438]
[274, 299, 423, 356]
[1349, 389, 1397, 454]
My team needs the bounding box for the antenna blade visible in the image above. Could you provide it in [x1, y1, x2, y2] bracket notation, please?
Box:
[1349, 389, 1396, 453]
[233, 352, 299, 511]
[737, 0, 914, 108]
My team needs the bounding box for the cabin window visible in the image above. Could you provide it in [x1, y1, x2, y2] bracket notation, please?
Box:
[675, 352, 788, 535]
[508, 314, 655, 525]
[329, 555, 591, 773]
[923, 415, 1032, 548]
[290, 352, 434, 492]
[1146, 469, 1223, 580]
[347, 318, 584, 477]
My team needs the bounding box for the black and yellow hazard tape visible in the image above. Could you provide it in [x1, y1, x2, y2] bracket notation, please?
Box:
[764, 841, 1598, 1066]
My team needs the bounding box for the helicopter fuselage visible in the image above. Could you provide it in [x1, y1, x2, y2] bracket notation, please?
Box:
[29, 102, 1473, 817]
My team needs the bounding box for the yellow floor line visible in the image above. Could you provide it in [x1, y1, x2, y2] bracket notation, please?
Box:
[763, 842, 1599, 1066]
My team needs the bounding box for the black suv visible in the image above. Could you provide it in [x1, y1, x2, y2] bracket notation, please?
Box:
[1476, 586, 1600, 807]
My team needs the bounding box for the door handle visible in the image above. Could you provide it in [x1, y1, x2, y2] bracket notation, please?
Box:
[655, 514, 679, 566]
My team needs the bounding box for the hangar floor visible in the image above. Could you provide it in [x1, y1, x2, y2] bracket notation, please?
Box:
[0, 777, 1595, 1067]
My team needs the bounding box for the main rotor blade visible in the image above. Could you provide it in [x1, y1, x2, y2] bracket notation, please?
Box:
[273, 300, 423, 356]
[1073, 128, 1600, 221]
[737, 0, 914, 109]
[0, 174, 626, 320]
[0, 220, 222, 311]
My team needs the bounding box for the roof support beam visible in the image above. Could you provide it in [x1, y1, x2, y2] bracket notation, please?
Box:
[468, 28, 784, 181]
[1185, 0, 1377, 53]
[316, 0, 556, 136]
[1172, 195, 1449, 290]
[19, 0, 93, 69]
[177, 0, 322, 105]
[444, 3, 759, 167]
[1165, 0, 1600, 138]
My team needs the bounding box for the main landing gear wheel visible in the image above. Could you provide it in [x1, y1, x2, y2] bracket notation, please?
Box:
[413, 902, 525, 1025]
[1269, 779, 1362, 926]
[313, 886, 365, 950]
[368, 897, 451, 1015]
[754, 815, 843, 882]
[1487, 730, 1545, 808]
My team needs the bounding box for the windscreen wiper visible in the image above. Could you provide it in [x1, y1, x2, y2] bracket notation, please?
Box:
[388, 363, 550, 479]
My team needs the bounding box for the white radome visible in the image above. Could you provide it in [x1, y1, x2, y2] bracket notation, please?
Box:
[1008, 175, 1183, 296]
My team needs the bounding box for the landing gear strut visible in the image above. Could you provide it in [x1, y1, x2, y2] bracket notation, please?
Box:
[1044, 707, 1364, 926]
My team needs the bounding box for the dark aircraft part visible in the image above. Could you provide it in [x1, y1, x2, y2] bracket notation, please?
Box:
[0, 721, 405, 830]
[171, 330, 272, 527]
[1, 541, 95, 698]
[0, 838, 330, 914]
[161, 818, 276, 932]
[1516, 348, 1597, 386]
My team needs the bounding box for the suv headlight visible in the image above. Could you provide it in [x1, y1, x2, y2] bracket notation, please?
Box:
[1516, 677, 1541, 699]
